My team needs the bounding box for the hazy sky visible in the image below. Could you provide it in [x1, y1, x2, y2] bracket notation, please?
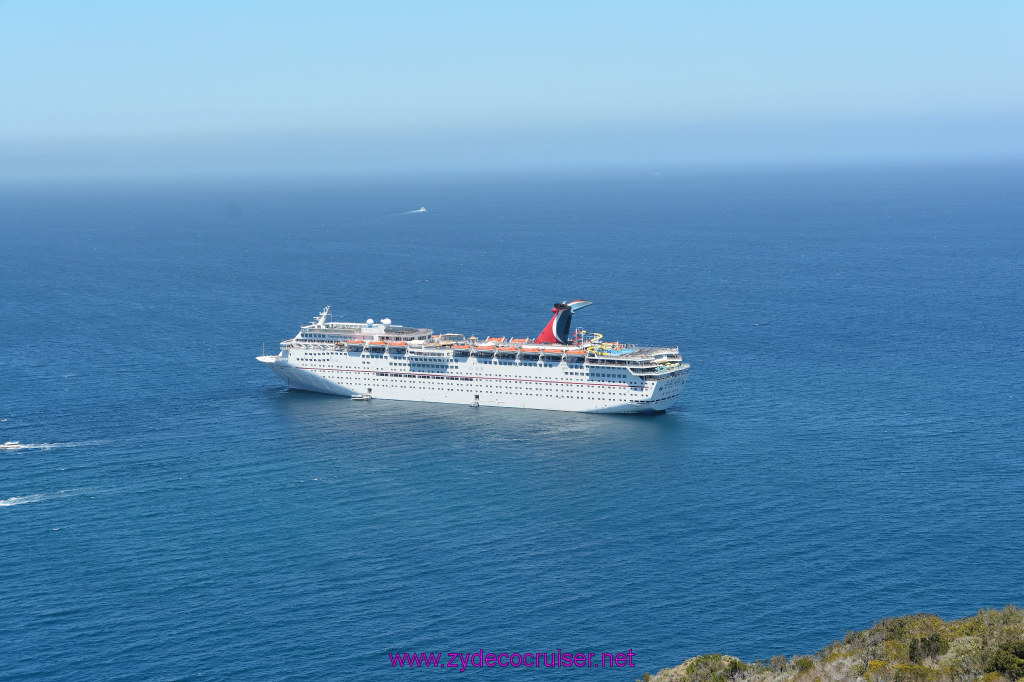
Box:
[2, 0, 1022, 176]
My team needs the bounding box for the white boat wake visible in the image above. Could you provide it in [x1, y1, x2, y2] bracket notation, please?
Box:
[2, 440, 107, 451]
[0, 488, 86, 508]
[0, 494, 47, 507]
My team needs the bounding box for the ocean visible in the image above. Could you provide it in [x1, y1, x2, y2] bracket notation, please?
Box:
[1, 164, 1022, 680]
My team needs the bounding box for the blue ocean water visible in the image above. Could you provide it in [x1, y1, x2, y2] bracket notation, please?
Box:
[1, 164, 1022, 680]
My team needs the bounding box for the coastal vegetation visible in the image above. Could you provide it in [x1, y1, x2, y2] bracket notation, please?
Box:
[639, 606, 1024, 682]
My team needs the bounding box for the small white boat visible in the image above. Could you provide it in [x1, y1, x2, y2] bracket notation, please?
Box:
[1, 441, 22, 449]
[350, 395, 372, 401]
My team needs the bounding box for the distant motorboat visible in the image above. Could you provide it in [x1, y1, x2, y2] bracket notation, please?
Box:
[1, 440, 22, 449]
[350, 395, 372, 401]
[412, 207, 427, 213]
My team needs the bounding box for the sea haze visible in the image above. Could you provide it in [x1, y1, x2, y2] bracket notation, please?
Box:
[1, 164, 1022, 680]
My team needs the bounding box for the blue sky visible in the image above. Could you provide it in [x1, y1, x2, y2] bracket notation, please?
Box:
[1, 0, 1022, 177]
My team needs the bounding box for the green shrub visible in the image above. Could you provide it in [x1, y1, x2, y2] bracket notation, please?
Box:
[1006, 641, 1024, 660]
[684, 654, 731, 682]
[885, 640, 911, 664]
[909, 633, 948, 663]
[893, 663, 938, 682]
[985, 645, 1024, 680]
[875, 616, 916, 642]
[939, 636, 986, 678]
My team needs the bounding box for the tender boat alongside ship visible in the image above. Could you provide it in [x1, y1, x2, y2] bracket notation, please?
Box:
[257, 301, 689, 414]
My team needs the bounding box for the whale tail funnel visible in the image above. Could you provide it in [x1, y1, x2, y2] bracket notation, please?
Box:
[536, 300, 593, 344]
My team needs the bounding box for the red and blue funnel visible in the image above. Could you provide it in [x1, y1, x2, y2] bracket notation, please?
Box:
[536, 300, 593, 344]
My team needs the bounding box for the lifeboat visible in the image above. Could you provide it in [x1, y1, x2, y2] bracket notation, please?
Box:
[474, 345, 495, 355]
[388, 341, 407, 347]
[486, 337, 506, 343]
[496, 346, 518, 353]
[451, 344, 471, 349]
[509, 337, 530, 344]
[565, 349, 586, 355]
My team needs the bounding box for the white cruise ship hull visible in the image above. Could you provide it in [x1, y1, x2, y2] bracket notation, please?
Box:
[259, 355, 687, 414]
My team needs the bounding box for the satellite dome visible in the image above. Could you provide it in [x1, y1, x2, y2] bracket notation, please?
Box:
[382, 318, 392, 325]
[366, 318, 374, 325]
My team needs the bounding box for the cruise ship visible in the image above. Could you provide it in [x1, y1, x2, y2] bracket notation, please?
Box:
[257, 301, 689, 414]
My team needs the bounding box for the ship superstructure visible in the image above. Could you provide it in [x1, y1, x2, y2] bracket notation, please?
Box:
[257, 301, 689, 414]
